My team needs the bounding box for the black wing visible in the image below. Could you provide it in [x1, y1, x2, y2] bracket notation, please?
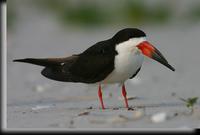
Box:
[68, 40, 117, 83]
[22, 40, 117, 84]
[41, 55, 79, 82]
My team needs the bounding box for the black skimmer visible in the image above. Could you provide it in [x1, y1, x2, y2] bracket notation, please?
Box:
[13, 28, 175, 110]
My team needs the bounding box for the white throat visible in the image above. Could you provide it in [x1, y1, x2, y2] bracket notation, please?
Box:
[102, 37, 146, 84]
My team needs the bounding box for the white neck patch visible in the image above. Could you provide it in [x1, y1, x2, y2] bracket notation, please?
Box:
[102, 37, 146, 84]
[116, 37, 146, 53]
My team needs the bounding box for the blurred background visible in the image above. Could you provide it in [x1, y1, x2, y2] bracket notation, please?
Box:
[7, 0, 200, 128]
[7, 0, 200, 29]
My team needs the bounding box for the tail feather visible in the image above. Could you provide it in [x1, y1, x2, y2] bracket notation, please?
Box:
[13, 58, 62, 67]
[13, 56, 80, 82]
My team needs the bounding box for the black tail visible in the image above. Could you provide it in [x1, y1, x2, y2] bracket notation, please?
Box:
[13, 58, 63, 67]
[13, 56, 80, 82]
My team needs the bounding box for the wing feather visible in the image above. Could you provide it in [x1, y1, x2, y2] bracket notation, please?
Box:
[68, 40, 117, 83]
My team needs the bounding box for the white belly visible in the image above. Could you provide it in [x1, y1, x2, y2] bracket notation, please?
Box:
[102, 48, 144, 84]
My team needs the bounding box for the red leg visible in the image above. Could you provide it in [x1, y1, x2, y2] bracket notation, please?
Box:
[122, 84, 129, 108]
[98, 84, 105, 110]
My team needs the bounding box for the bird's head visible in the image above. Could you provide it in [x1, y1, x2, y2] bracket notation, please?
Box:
[113, 28, 175, 71]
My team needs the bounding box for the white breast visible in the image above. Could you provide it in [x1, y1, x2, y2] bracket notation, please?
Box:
[102, 37, 146, 84]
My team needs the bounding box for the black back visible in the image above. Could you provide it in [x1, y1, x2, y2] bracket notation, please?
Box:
[68, 39, 117, 83]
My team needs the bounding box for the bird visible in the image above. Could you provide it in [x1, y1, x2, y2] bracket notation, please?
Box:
[13, 28, 175, 110]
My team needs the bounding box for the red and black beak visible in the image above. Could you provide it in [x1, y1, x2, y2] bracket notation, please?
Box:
[137, 41, 175, 71]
